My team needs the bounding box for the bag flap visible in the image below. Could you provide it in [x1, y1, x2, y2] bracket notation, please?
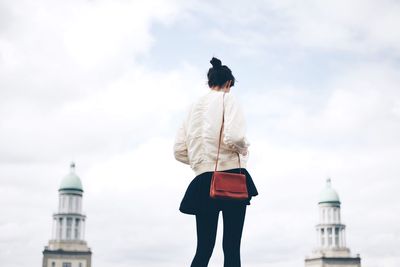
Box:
[214, 172, 247, 193]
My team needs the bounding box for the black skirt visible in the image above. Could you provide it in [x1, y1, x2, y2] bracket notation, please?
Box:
[179, 168, 259, 215]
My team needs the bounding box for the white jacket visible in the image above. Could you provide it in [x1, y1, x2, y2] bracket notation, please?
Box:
[174, 89, 250, 175]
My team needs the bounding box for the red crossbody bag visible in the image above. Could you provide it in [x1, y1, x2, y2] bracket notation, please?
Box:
[209, 92, 249, 200]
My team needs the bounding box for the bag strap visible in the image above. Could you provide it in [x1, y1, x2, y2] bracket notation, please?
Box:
[214, 92, 242, 173]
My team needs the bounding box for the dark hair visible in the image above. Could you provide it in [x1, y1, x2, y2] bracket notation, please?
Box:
[207, 57, 235, 88]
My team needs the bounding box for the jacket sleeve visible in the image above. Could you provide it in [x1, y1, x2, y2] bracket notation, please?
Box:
[173, 116, 190, 165]
[222, 93, 250, 155]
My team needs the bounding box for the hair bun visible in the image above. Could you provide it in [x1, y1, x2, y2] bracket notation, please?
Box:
[210, 57, 222, 69]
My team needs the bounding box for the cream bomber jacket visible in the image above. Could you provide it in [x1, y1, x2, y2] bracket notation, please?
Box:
[173, 89, 250, 176]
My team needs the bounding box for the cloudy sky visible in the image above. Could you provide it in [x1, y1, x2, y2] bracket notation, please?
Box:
[1, 0, 400, 266]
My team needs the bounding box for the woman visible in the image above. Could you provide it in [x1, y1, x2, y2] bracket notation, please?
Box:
[174, 57, 258, 267]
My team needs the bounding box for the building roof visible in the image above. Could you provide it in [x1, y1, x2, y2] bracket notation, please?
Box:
[319, 178, 340, 204]
[59, 162, 83, 192]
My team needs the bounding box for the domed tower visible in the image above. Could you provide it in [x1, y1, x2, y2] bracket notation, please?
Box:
[305, 178, 361, 267]
[42, 162, 92, 267]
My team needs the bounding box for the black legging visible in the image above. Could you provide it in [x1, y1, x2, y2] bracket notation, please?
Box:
[191, 204, 247, 267]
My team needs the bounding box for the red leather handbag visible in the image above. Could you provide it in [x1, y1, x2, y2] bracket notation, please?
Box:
[210, 92, 249, 200]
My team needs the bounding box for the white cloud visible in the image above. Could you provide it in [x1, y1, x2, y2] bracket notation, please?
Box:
[0, 64, 203, 164]
[0, 0, 183, 107]
[190, 0, 400, 56]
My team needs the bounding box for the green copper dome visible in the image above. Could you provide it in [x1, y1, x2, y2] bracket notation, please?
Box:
[319, 178, 340, 204]
[59, 162, 83, 191]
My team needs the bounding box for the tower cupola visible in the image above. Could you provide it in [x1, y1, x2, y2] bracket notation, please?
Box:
[59, 162, 83, 192]
[318, 178, 340, 204]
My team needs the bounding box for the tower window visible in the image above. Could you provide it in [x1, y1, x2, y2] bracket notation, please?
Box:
[52, 262, 55, 267]
[62, 263, 71, 267]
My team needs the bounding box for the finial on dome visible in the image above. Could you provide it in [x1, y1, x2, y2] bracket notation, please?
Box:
[326, 177, 332, 187]
[70, 161, 76, 172]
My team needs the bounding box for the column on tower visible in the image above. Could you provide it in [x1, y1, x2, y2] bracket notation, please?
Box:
[62, 216, 65, 240]
[67, 217, 71, 239]
[326, 227, 329, 247]
[340, 226, 344, 247]
[82, 219, 86, 240]
[335, 227, 339, 247]
[335, 208, 339, 223]
[60, 195, 64, 213]
[56, 218, 59, 240]
[78, 197, 82, 213]
[68, 195, 72, 213]
[328, 207, 331, 223]
[327, 207, 330, 223]
[57, 217, 62, 240]
[74, 218, 81, 240]
[321, 227, 324, 247]
[333, 208, 337, 223]
[343, 228, 347, 247]
[67, 195, 70, 213]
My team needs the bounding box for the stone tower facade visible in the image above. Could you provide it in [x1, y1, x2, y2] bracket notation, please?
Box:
[42, 162, 92, 267]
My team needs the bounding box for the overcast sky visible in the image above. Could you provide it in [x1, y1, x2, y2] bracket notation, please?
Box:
[1, 0, 400, 266]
